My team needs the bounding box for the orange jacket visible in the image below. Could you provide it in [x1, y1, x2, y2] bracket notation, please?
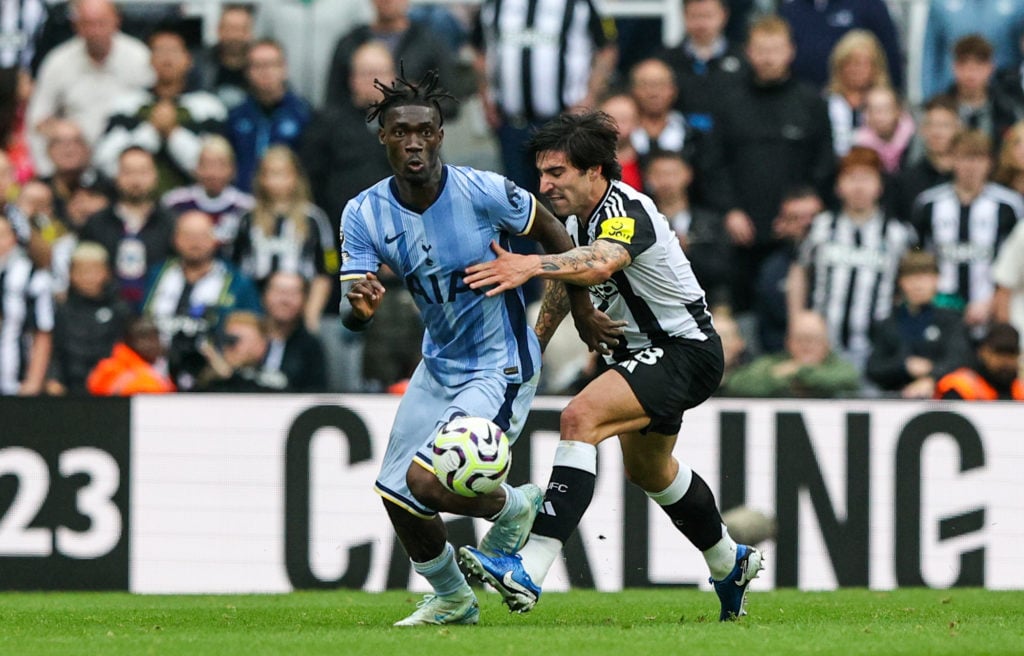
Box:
[934, 367, 1024, 401]
[87, 344, 176, 396]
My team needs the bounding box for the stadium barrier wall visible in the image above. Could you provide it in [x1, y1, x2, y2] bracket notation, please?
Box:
[1, 396, 1021, 592]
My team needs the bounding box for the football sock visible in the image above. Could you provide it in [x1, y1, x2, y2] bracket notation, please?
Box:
[704, 531, 739, 582]
[520, 441, 598, 585]
[489, 483, 525, 522]
[412, 542, 470, 597]
[531, 441, 598, 544]
[648, 466, 734, 576]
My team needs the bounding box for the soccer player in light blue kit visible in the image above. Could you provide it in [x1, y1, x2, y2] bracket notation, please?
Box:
[339, 70, 622, 626]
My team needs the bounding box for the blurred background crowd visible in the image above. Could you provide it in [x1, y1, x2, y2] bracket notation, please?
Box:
[2, 0, 1024, 401]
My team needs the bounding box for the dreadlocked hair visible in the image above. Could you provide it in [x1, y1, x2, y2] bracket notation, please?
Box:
[365, 67, 457, 127]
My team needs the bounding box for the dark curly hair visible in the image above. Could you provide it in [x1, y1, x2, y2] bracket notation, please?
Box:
[527, 111, 623, 181]
[366, 66, 456, 127]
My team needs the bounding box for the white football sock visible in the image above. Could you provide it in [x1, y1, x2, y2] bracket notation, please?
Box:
[704, 527, 738, 581]
[517, 534, 562, 586]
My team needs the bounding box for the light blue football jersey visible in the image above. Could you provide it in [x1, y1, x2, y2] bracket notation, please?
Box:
[340, 165, 542, 387]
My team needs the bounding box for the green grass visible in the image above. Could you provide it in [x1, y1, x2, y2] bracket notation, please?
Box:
[0, 589, 1021, 656]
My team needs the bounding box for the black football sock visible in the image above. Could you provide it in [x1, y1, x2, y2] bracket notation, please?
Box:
[531, 441, 597, 544]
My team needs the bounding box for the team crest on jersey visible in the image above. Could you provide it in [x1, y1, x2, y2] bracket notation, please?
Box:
[598, 217, 635, 244]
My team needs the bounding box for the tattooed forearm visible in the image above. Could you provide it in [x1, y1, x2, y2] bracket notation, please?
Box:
[535, 280, 571, 351]
[538, 240, 630, 285]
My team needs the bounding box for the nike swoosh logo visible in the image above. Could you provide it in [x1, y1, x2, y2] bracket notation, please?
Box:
[502, 572, 533, 595]
[384, 231, 406, 244]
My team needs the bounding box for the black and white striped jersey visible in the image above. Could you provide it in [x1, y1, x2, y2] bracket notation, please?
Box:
[565, 180, 714, 359]
[912, 182, 1022, 306]
[0, 248, 53, 395]
[233, 203, 337, 285]
[0, 0, 46, 69]
[799, 211, 915, 359]
[474, 0, 612, 122]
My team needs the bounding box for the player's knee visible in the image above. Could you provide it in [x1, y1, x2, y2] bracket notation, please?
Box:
[406, 464, 443, 507]
[560, 402, 596, 442]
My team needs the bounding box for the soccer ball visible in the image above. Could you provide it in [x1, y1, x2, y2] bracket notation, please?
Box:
[432, 416, 510, 497]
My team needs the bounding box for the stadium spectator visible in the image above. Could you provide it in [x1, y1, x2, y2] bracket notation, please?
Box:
[644, 149, 731, 308]
[712, 309, 749, 392]
[628, 58, 697, 162]
[196, 310, 289, 393]
[301, 41, 396, 393]
[45, 241, 131, 395]
[992, 218, 1024, 349]
[254, 0, 372, 108]
[15, 178, 58, 269]
[472, 0, 617, 192]
[778, 0, 902, 92]
[262, 271, 326, 393]
[0, 210, 52, 395]
[0, 150, 31, 245]
[142, 210, 260, 391]
[853, 86, 915, 175]
[913, 130, 1022, 331]
[325, 0, 458, 116]
[754, 186, 823, 354]
[301, 41, 393, 224]
[232, 146, 335, 332]
[93, 26, 227, 195]
[993, 121, 1024, 190]
[787, 147, 914, 372]
[86, 315, 176, 396]
[722, 310, 860, 398]
[191, 3, 254, 111]
[825, 30, 892, 158]
[162, 135, 254, 255]
[39, 119, 114, 229]
[360, 267, 424, 394]
[657, 0, 746, 136]
[888, 95, 959, 222]
[79, 147, 174, 309]
[599, 94, 644, 191]
[27, 0, 153, 175]
[940, 35, 1019, 156]
[934, 322, 1024, 400]
[0, 67, 34, 184]
[227, 39, 312, 192]
[702, 15, 834, 314]
[0, 0, 47, 72]
[921, 0, 1024, 100]
[867, 250, 972, 398]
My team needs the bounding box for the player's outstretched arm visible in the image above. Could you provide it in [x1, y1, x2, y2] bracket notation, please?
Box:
[340, 272, 386, 331]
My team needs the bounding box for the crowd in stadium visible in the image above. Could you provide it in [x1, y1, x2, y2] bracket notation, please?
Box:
[2, 0, 1024, 400]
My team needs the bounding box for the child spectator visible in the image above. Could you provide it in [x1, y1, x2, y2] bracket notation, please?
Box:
[46, 242, 131, 395]
[867, 250, 972, 398]
[854, 86, 915, 175]
[788, 147, 914, 372]
[913, 130, 1022, 331]
[889, 95, 959, 222]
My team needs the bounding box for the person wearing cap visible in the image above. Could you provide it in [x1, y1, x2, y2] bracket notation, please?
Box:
[787, 146, 915, 373]
[866, 250, 972, 398]
[934, 322, 1024, 400]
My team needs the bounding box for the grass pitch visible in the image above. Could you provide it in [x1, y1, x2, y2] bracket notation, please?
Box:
[1, 588, 1021, 656]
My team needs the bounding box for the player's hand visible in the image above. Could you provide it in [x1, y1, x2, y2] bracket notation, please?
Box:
[347, 272, 386, 320]
[571, 305, 626, 356]
[725, 210, 756, 246]
[464, 241, 541, 297]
